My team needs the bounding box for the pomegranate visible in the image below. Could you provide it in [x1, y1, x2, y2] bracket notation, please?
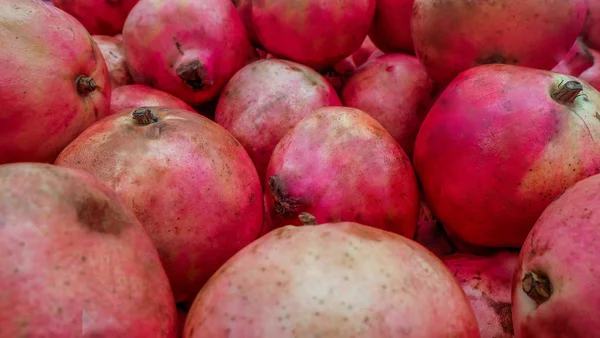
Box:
[244, 0, 376, 70]
[264, 106, 420, 238]
[513, 174, 600, 337]
[412, 0, 588, 84]
[579, 48, 600, 90]
[552, 38, 594, 77]
[177, 308, 188, 337]
[123, 0, 254, 106]
[414, 201, 454, 257]
[92, 35, 133, 89]
[51, 0, 139, 35]
[352, 36, 381, 68]
[184, 216, 480, 337]
[0, 163, 176, 337]
[233, 0, 260, 47]
[583, 0, 600, 50]
[369, 0, 414, 54]
[215, 59, 341, 180]
[414, 64, 600, 248]
[444, 252, 519, 338]
[55, 107, 264, 303]
[0, 0, 110, 164]
[110, 85, 195, 115]
[341, 53, 435, 158]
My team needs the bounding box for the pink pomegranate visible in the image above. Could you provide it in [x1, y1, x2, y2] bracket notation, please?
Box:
[264, 106, 420, 237]
[123, 0, 254, 106]
[342, 54, 435, 158]
[184, 217, 480, 337]
[552, 38, 594, 77]
[0, 0, 110, 164]
[233, 0, 260, 47]
[51, 0, 139, 35]
[412, 0, 588, 84]
[513, 174, 600, 337]
[215, 59, 341, 180]
[352, 36, 381, 68]
[55, 107, 264, 303]
[369, 0, 414, 54]
[414, 64, 600, 248]
[0, 163, 177, 337]
[177, 308, 188, 337]
[583, 0, 600, 50]
[444, 252, 519, 338]
[246, 0, 376, 70]
[92, 35, 133, 89]
[110, 85, 195, 115]
[579, 48, 600, 90]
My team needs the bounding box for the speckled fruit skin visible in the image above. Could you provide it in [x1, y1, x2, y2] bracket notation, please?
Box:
[51, 0, 139, 35]
[248, 0, 376, 70]
[512, 174, 600, 337]
[110, 85, 195, 115]
[444, 252, 519, 338]
[579, 48, 600, 91]
[369, 0, 414, 54]
[0, 163, 177, 337]
[552, 38, 594, 77]
[342, 54, 434, 158]
[411, 0, 588, 84]
[55, 107, 264, 303]
[215, 59, 341, 181]
[92, 35, 133, 89]
[0, 0, 110, 164]
[123, 0, 254, 107]
[264, 106, 420, 238]
[184, 222, 480, 337]
[414, 64, 600, 248]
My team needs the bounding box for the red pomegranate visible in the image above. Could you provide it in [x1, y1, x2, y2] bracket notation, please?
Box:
[110, 85, 195, 115]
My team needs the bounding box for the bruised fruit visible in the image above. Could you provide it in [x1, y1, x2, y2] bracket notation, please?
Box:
[92, 35, 133, 89]
[369, 0, 414, 54]
[342, 54, 434, 158]
[444, 252, 519, 338]
[414, 64, 600, 248]
[110, 85, 195, 115]
[513, 174, 600, 337]
[215, 59, 341, 180]
[0, 163, 177, 337]
[552, 38, 594, 77]
[184, 218, 480, 337]
[0, 0, 110, 164]
[55, 107, 263, 303]
[264, 106, 420, 238]
[123, 0, 254, 106]
[51, 0, 139, 35]
[412, 0, 588, 84]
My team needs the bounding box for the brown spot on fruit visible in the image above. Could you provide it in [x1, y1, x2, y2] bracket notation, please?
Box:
[482, 293, 514, 334]
[74, 194, 128, 234]
[268, 175, 302, 216]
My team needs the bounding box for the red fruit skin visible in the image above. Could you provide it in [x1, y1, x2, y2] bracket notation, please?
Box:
[51, 0, 139, 35]
[92, 35, 133, 89]
[583, 1, 600, 50]
[512, 174, 600, 337]
[411, 0, 588, 85]
[251, 0, 376, 70]
[579, 48, 600, 90]
[413, 64, 600, 248]
[0, 163, 177, 337]
[369, 0, 414, 54]
[352, 36, 381, 68]
[55, 107, 264, 303]
[177, 308, 188, 337]
[184, 222, 480, 337]
[110, 85, 195, 115]
[414, 201, 455, 257]
[264, 106, 420, 238]
[0, 0, 110, 164]
[342, 54, 434, 158]
[552, 38, 594, 77]
[444, 252, 519, 338]
[123, 0, 254, 106]
[215, 59, 341, 181]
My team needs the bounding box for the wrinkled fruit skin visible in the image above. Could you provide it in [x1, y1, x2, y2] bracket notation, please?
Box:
[342, 54, 434, 158]
[414, 64, 600, 248]
[444, 252, 519, 338]
[264, 106, 420, 238]
[552, 38, 594, 77]
[185, 222, 480, 337]
[123, 0, 254, 106]
[513, 174, 600, 337]
[249, 0, 376, 70]
[369, 0, 414, 54]
[0, 0, 110, 164]
[579, 48, 600, 91]
[55, 107, 264, 303]
[0, 163, 177, 337]
[92, 35, 133, 89]
[583, 0, 600, 50]
[215, 59, 341, 180]
[110, 84, 195, 115]
[412, 0, 588, 84]
[51, 0, 139, 35]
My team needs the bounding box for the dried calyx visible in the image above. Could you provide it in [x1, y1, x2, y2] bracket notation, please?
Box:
[132, 108, 159, 125]
[522, 271, 552, 304]
[76, 75, 97, 95]
[176, 60, 214, 92]
[551, 80, 583, 104]
[298, 212, 317, 226]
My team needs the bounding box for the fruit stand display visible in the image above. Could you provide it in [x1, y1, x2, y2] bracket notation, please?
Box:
[1, 0, 600, 337]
